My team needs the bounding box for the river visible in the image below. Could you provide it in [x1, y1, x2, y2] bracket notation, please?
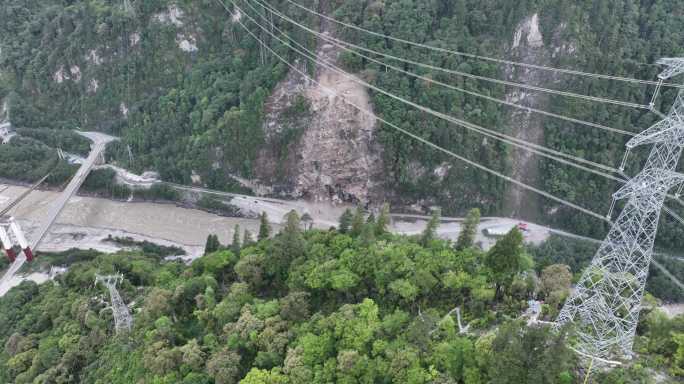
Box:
[0, 182, 563, 296]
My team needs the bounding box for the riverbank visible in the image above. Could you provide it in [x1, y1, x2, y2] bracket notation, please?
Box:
[0, 182, 565, 297]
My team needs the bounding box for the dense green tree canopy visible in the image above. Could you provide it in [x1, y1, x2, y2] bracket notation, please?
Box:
[2, 0, 684, 252]
[1, 219, 681, 382]
[456, 208, 481, 250]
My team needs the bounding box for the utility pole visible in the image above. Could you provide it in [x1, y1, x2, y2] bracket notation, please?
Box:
[556, 58, 684, 363]
[95, 274, 133, 334]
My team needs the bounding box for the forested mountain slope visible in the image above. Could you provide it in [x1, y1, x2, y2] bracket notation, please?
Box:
[1, 212, 682, 383]
[1, 0, 684, 245]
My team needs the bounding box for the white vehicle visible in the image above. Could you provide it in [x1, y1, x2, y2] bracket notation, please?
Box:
[483, 224, 516, 237]
[483, 222, 529, 237]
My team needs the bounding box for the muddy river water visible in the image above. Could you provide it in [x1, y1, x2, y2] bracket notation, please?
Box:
[0, 182, 558, 260]
[3, 183, 682, 313]
[0, 184, 271, 259]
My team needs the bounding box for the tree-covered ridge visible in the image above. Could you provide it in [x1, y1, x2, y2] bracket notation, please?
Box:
[1, 212, 682, 383]
[2, 0, 684, 247]
[0, 0, 320, 189]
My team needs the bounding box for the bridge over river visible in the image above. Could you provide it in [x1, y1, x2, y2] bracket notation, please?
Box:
[0, 132, 116, 296]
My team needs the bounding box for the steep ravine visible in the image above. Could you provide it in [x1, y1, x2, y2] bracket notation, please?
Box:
[502, 14, 547, 221]
[0, 98, 12, 144]
[502, 14, 574, 221]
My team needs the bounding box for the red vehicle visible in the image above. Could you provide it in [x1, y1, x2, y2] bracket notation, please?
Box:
[517, 222, 529, 232]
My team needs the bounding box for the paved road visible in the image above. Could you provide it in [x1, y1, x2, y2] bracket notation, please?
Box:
[141, 180, 684, 267]
[165, 182, 555, 238]
[2, 150, 683, 297]
[0, 132, 115, 295]
[206, 185, 684, 291]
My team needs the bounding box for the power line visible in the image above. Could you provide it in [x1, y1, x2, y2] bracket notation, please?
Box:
[555, 58, 684, 362]
[251, 1, 684, 204]
[223, 0, 684, 271]
[280, 0, 684, 90]
[670, 195, 684, 208]
[214, 0, 611, 223]
[236, 0, 626, 181]
[272, 4, 650, 110]
[241, 0, 684, 227]
[249, 0, 636, 137]
[228, 0, 684, 305]
[663, 205, 684, 228]
[652, 259, 684, 293]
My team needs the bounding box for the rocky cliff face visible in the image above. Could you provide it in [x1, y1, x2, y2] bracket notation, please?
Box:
[254, 14, 382, 204]
[255, 11, 578, 211]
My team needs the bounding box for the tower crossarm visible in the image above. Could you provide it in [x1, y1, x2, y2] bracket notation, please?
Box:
[627, 60, 684, 149]
[626, 117, 684, 149]
[95, 273, 124, 286]
[657, 58, 684, 80]
[613, 169, 684, 202]
[627, 87, 684, 149]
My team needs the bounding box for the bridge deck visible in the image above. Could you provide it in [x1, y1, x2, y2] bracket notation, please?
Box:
[0, 133, 114, 293]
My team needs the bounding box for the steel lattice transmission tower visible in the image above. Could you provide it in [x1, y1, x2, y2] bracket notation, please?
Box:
[556, 57, 684, 363]
[95, 274, 133, 334]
